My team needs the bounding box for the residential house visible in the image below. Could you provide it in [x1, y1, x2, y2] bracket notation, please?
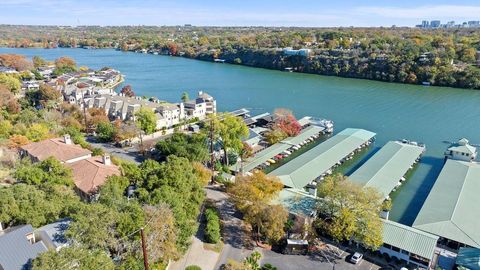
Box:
[34, 219, 71, 251]
[20, 135, 92, 164]
[0, 220, 71, 270]
[66, 154, 121, 201]
[0, 225, 48, 270]
[196, 91, 217, 115]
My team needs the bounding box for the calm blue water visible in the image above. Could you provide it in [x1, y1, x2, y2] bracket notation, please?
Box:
[3, 47, 480, 225]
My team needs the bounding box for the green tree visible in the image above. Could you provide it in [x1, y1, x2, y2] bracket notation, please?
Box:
[316, 174, 384, 249]
[228, 172, 286, 243]
[0, 184, 80, 228]
[0, 73, 21, 93]
[206, 113, 248, 165]
[25, 123, 50, 142]
[15, 157, 73, 186]
[96, 121, 115, 142]
[155, 133, 208, 162]
[135, 107, 157, 135]
[32, 55, 47, 68]
[181, 92, 189, 102]
[66, 203, 120, 251]
[135, 156, 205, 252]
[32, 246, 114, 270]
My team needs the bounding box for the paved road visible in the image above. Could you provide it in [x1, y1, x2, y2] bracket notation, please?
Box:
[260, 248, 382, 270]
[86, 133, 174, 164]
[206, 187, 255, 269]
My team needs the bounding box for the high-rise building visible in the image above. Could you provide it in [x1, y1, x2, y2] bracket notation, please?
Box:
[430, 20, 441, 28]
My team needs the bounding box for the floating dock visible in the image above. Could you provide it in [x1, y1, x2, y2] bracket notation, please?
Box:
[269, 128, 376, 189]
[230, 125, 325, 173]
[348, 140, 425, 199]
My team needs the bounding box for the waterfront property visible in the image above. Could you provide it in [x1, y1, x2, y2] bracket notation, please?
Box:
[348, 140, 425, 199]
[85, 91, 216, 130]
[230, 125, 326, 173]
[269, 128, 376, 190]
[444, 138, 477, 162]
[380, 219, 439, 269]
[413, 159, 480, 249]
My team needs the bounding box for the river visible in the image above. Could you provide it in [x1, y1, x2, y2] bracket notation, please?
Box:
[2, 47, 480, 225]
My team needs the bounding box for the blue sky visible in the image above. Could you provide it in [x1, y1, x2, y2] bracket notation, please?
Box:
[1, 0, 480, 27]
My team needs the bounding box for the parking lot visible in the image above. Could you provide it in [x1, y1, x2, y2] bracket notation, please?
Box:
[260, 245, 382, 270]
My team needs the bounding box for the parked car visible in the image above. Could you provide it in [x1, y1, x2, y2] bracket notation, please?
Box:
[349, 252, 363, 264]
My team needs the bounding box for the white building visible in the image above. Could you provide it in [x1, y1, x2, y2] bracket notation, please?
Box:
[444, 138, 477, 162]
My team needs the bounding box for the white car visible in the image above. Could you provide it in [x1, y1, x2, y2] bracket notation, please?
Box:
[350, 252, 363, 264]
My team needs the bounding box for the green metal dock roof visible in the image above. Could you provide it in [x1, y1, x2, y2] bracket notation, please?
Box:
[273, 188, 318, 216]
[269, 128, 376, 189]
[348, 141, 424, 198]
[382, 219, 439, 260]
[413, 159, 480, 248]
[230, 125, 324, 173]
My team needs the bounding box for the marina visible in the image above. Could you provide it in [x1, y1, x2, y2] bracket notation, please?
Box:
[2, 47, 480, 224]
[269, 128, 376, 189]
[348, 140, 426, 199]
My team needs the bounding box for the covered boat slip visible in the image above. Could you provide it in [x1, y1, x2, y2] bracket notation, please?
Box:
[413, 159, 480, 248]
[381, 219, 439, 268]
[229, 125, 325, 173]
[269, 128, 376, 189]
[348, 141, 425, 198]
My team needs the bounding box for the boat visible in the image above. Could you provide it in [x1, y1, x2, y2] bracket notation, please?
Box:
[422, 81, 431, 86]
[284, 67, 293, 72]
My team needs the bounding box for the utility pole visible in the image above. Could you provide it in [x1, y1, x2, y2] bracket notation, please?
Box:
[140, 228, 149, 270]
[80, 87, 88, 132]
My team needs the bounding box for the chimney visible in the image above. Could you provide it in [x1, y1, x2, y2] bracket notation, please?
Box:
[63, 134, 72, 145]
[102, 154, 111, 166]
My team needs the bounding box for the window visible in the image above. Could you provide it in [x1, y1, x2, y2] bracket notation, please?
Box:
[401, 250, 409, 255]
[391, 246, 400, 252]
[383, 244, 392, 249]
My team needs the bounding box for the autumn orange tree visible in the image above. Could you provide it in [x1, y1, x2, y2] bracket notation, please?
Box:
[228, 171, 288, 243]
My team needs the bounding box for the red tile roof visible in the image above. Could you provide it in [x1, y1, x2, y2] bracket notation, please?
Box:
[20, 138, 92, 163]
[67, 156, 121, 194]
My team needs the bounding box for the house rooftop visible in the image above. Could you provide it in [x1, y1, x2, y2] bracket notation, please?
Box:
[20, 137, 92, 163]
[67, 156, 120, 194]
[269, 128, 376, 189]
[413, 159, 480, 248]
[0, 225, 48, 270]
[349, 141, 425, 198]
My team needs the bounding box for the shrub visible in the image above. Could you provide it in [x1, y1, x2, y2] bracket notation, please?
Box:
[185, 266, 202, 270]
[204, 207, 221, 244]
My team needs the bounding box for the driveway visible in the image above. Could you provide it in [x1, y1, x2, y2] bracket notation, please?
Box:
[206, 187, 255, 269]
[169, 207, 220, 270]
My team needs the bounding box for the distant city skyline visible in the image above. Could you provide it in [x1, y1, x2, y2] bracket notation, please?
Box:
[1, 0, 480, 27]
